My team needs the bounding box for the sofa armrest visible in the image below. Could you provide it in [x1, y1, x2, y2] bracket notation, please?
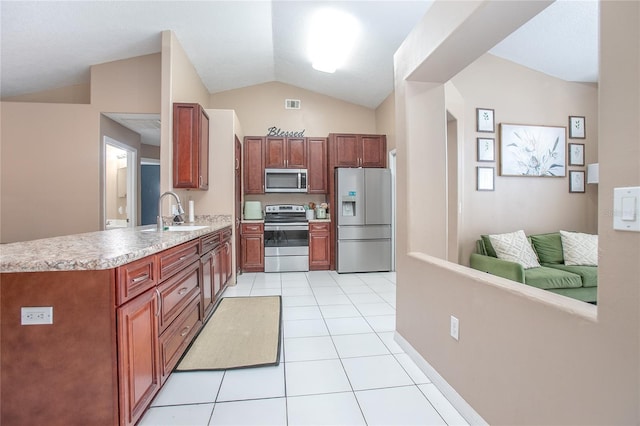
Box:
[470, 253, 525, 283]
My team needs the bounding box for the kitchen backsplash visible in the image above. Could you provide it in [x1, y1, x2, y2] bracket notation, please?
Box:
[244, 194, 328, 210]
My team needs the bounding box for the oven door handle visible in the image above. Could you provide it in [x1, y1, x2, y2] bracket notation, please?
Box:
[264, 225, 309, 231]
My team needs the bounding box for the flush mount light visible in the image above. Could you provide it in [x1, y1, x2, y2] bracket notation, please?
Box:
[308, 8, 360, 73]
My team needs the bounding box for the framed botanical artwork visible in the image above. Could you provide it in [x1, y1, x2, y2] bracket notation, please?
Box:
[477, 137, 495, 162]
[476, 108, 495, 133]
[499, 123, 566, 177]
[569, 116, 585, 139]
[569, 170, 585, 193]
[477, 166, 495, 191]
[568, 143, 585, 166]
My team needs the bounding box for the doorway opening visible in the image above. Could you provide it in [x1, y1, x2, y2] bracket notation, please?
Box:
[141, 159, 160, 226]
[103, 136, 137, 229]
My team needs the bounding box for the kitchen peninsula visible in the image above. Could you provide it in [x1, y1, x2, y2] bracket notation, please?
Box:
[0, 217, 233, 426]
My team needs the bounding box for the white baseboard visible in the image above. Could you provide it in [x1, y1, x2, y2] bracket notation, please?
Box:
[394, 331, 488, 426]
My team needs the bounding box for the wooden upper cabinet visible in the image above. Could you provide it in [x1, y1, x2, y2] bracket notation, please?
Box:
[307, 137, 328, 194]
[330, 133, 387, 168]
[173, 103, 209, 190]
[264, 137, 307, 169]
[332, 134, 360, 167]
[244, 137, 265, 194]
[360, 135, 387, 167]
[264, 137, 285, 168]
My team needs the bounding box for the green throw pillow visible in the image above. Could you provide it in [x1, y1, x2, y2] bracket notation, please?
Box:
[530, 233, 564, 264]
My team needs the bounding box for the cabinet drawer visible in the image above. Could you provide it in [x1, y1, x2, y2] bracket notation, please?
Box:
[242, 223, 263, 234]
[159, 297, 202, 381]
[158, 260, 200, 332]
[201, 232, 221, 254]
[220, 227, 232, 241]
[158, 240, 200, 281]
[116, 256, 157, 305]
[309, 222, 330, 233]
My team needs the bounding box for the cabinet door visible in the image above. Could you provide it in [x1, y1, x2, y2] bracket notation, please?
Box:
[286, 137, 307, 168]
[307, 137, 327, 193]
[173, 103, 209, 189]
[333, 134, 360, 167]
[224, 240, 233, 284]
[199, 107, 210, 189]
[201, 252, 214, 318]
[244, 137, 264, 194]
[360, 135, 387, 168]
[264, 137, 286, 168]
[241, 223, 264, 272]
[309, 223, 331, 270]
[213, 245, 223, 299]
[117, 288, 160, 426]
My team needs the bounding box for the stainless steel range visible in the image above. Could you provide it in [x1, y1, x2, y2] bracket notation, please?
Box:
[264, 204, 309, 272]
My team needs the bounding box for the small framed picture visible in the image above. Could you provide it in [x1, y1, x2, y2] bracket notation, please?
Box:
[568, 143, 585, 166]
[569, 170, 585, 193]
[569, 116, 586, 139]
[477, 166, 495, 191]
[477, 108, 495, 133]
[477, 137, 495, 162]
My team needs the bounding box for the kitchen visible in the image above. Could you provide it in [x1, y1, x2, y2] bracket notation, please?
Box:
[240, 132, 394, 276]
[0, 34, 398, 426]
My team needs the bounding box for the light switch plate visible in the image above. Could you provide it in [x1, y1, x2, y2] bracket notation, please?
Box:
[614, 187, 640, 232]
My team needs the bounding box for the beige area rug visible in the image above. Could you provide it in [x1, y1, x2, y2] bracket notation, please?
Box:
[176, 296, 282, 371]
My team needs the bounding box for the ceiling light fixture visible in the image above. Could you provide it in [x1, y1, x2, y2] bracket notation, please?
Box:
[308, 8, 360, 73]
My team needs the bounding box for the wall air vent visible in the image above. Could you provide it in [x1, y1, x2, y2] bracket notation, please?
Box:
[285, 99, 301, 110]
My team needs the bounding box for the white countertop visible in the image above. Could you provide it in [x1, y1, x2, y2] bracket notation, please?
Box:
[0, 216, 232, 273]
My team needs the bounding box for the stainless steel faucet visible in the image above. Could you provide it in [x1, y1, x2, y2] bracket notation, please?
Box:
[157, 191, 185, 230]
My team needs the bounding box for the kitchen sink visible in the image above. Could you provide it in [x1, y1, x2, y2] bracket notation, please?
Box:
[141, 225, 209, 232]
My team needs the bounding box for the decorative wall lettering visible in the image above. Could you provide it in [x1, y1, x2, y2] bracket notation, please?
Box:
[266, 126, 306, 137]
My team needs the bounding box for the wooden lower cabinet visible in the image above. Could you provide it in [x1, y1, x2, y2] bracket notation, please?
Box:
[0, 229, 235, 426]
[201, 226, 233, 319]
[117, 287, 161, 426]
[241, 222, 264, 272]
[309, 222, 331, 270]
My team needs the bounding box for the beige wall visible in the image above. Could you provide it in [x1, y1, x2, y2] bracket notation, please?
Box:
[1, 103, 99, 242]
[375, 92, 396, 152]
[394, 1, 639, 425]
[1, 54, 161, 243]
[209, 81, 377, 137]
[452, 53, 598, 265]
[1, 83, 90, 104]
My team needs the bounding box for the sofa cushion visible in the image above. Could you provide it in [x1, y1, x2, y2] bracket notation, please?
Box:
[488, 230, 540, 269]
[530, 232, 564, 264]
[543, 264, 598, 287]
[480, 235, 497, 258]
[560, 230, 598, 266]
[524, 266, 583, 290]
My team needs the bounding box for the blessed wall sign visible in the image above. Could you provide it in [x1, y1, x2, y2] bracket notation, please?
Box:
[266, 127, 306, 138]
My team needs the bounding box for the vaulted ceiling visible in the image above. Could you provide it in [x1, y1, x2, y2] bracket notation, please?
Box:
[1, 1, 598, 110]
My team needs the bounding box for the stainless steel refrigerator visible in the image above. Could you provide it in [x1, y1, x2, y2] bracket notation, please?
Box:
[336, 167, 392, 273]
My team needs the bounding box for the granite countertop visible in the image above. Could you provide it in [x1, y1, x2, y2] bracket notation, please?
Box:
[0, 215, 232, 273]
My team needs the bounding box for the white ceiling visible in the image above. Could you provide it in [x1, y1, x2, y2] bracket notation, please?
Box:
[1, 0, 598, 111]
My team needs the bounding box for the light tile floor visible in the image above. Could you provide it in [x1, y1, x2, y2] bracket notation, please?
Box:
[140, 271, 469, 426]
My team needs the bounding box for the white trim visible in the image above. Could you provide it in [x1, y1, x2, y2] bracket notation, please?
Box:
[103, 136, 138, 229]
[394, 331, 488, 426]
[389, 149, 397, 271]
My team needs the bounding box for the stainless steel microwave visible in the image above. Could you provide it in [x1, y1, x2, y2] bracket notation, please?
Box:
[264, 168, 308, 193]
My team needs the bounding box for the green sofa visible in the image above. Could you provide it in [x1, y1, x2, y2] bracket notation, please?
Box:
[470, 232, 597, 303]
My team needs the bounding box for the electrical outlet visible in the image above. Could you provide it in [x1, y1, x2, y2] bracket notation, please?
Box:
[21, 307, 53, 325]
[450, 315, 459, 341]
